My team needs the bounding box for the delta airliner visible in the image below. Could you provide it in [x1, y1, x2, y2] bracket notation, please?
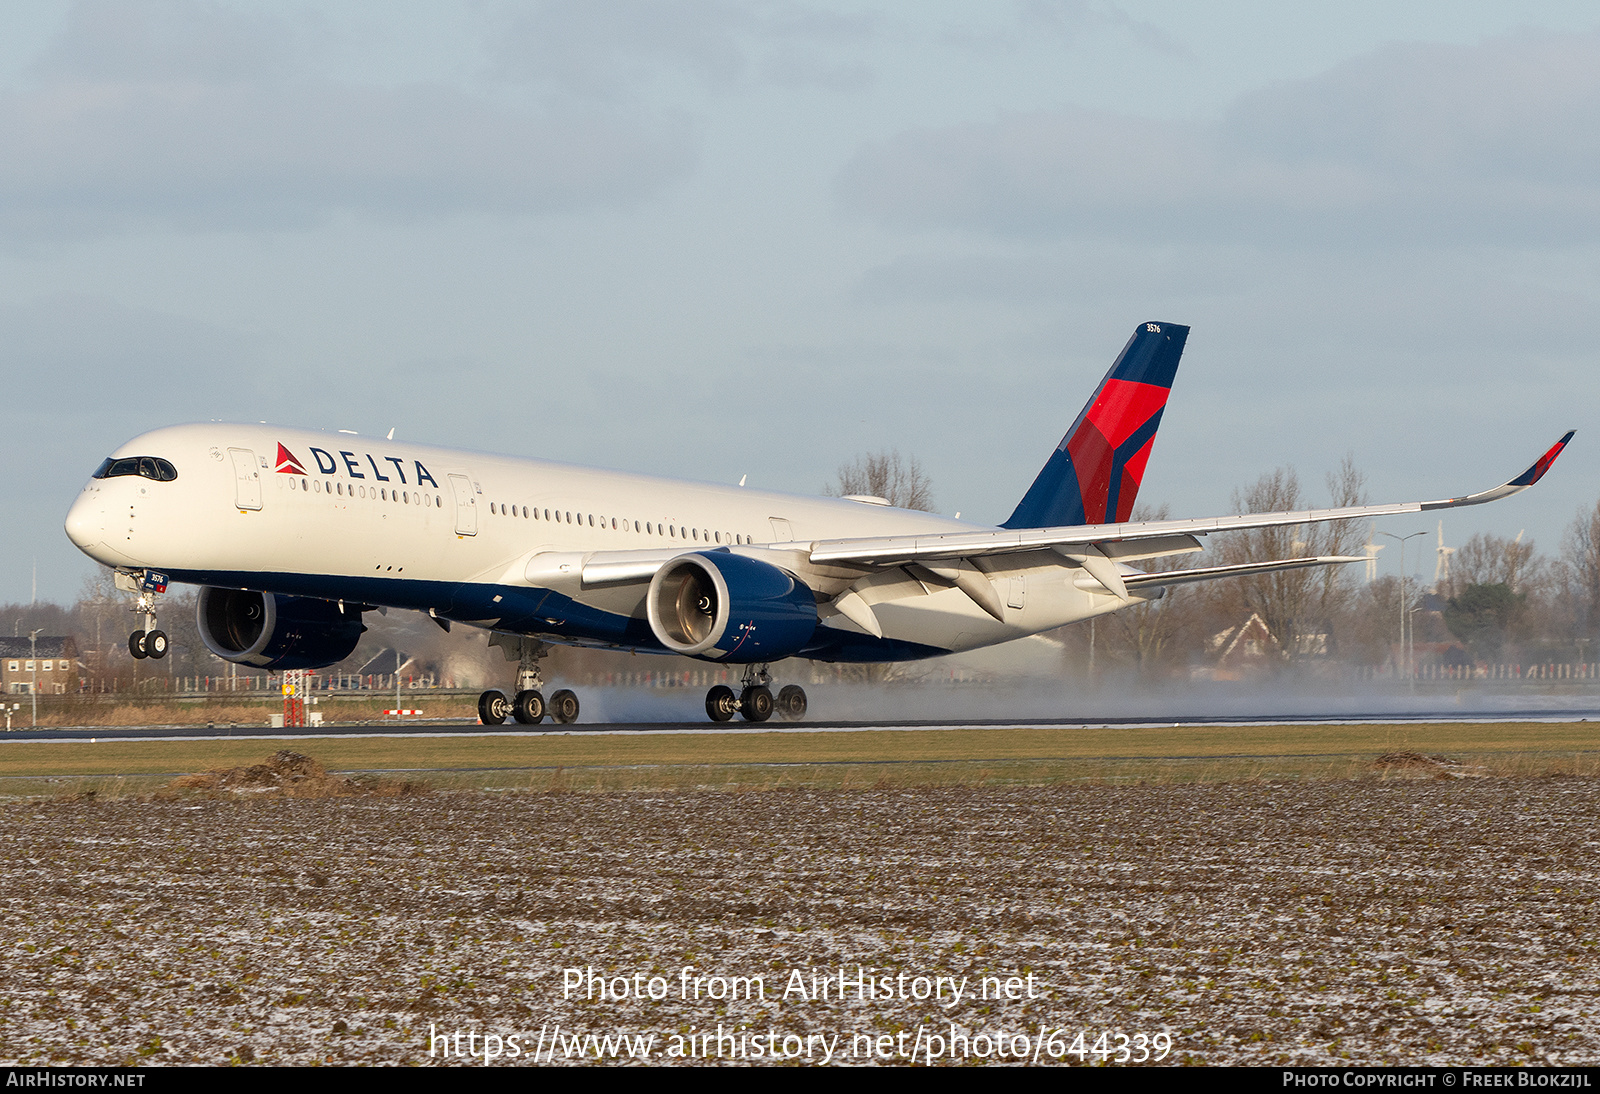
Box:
[63, 323, 1573, 724]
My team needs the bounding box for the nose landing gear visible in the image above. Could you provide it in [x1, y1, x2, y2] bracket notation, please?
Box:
[118, 570, 170, 661]
[128, 629, 169, 660]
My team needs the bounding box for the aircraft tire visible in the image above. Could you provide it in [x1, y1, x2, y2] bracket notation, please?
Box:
[550, 689, 580, 725]
[777, 684, 807, 721]
[706, 685, 737, 722]
[740, 685, 773, 723]
[512, 689, 545, 725]
[128, 631, 148, 660]
[145, 630, 170, 659]
[478, 689, 509, 726]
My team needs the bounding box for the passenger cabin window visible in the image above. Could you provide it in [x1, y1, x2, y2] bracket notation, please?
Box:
[93, 456, 178, 481]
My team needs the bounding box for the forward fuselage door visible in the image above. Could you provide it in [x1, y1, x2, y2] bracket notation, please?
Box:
[229, 448, 262, 511]
[448, 474, 477, 536]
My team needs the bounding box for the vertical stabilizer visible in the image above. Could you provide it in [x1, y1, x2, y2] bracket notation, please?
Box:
[1002, 321, 1189, 529]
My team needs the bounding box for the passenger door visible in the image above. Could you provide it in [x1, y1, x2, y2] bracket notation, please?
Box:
[449, 474, 477, 536]
[229, 448, 262, 511]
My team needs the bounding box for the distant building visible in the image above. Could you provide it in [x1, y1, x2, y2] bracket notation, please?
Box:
[0, 636, 81, 695]
[1198, 613, 1329, 680]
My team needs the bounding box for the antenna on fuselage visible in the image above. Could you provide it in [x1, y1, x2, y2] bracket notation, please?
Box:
[387, 428, 396, 440]
[738, 475, 746, 487]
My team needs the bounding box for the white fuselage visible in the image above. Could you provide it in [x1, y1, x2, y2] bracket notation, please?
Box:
[65, 424, 1136, 662]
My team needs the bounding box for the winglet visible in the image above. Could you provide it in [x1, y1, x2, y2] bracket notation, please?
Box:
[1509, 430, 1575, 487]
[1424, 431, 1576, 510]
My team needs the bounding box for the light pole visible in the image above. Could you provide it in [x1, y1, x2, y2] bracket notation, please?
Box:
[1379, 531, 1428, 684]
[28, 629, 40, 727]
[1409, 607, 1425, 689]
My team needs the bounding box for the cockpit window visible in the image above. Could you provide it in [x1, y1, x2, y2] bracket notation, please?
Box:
[93, 457, 178, 482]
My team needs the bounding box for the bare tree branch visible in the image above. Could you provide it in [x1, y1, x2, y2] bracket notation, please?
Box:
[825, 450, 935, 512]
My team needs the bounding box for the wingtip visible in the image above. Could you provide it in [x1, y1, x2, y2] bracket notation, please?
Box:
[1508, 431, 1575, 488]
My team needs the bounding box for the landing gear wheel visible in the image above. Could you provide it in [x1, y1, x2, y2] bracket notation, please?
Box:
[478, 689, 509, 726]
[549, 689, 580, 725]
[512, 689, 545, 725]
[740, 685, 774, 723]
[144, 630, 169, 660]
[128, 631, 148, 659]
[777, 684, 807, 721]
[706, 685, 738, 723]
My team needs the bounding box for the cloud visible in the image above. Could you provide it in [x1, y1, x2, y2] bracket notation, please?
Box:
[34, 0, 310, 84]
[0, 1, 696, 238]
[837, 29, 1600, 247]
[939, 0, 1182, 56]
[489, 0, 879, 97]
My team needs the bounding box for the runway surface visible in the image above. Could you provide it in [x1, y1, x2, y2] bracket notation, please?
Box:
[7, 706, 1600, 741]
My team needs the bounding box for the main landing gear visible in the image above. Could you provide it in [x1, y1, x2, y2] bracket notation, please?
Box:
[705, 665, 807, 724]
[119, 571, 170, 661]
[478, 637, 581, 726]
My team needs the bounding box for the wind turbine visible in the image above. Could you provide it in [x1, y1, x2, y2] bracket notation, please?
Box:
[1434, 520, 1455, 591]
[1362, 523, 1386, 583]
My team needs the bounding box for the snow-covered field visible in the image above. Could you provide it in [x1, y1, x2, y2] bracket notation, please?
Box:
[2, 779, 1596, 1065]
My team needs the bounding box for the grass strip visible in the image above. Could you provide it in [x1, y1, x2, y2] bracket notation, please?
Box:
[0, 721, 1596, 784]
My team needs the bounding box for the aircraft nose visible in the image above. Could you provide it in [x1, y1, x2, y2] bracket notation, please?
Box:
[64, 491, 105, 554]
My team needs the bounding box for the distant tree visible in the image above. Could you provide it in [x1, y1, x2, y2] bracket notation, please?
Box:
[1343, 574, 1405, 667]
[825, 450, 935, 512]
[1099, 504, 1199, 676]
[1557, 499, 1600, 652]
[1444, 582, 1526, 661]
[1450, 532, 1541, 595]
[1208, 456, 1368, 662]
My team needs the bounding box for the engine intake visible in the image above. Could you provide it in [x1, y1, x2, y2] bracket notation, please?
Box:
[197, 588, 365, 670]
[646, 551, 817, 662]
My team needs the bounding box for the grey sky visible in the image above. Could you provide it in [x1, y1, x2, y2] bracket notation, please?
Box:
[3, 1, 1597, 602]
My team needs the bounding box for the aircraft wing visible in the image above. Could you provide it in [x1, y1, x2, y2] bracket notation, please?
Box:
[806, 432, 1575, 567]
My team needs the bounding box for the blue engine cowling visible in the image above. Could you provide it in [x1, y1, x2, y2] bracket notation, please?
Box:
[646, 551, 818, 662]
[196, 588, 366, 670]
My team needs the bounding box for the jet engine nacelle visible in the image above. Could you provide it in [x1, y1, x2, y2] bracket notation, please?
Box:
[196, 588, 365, 670]
[646, 551, 818, 663]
